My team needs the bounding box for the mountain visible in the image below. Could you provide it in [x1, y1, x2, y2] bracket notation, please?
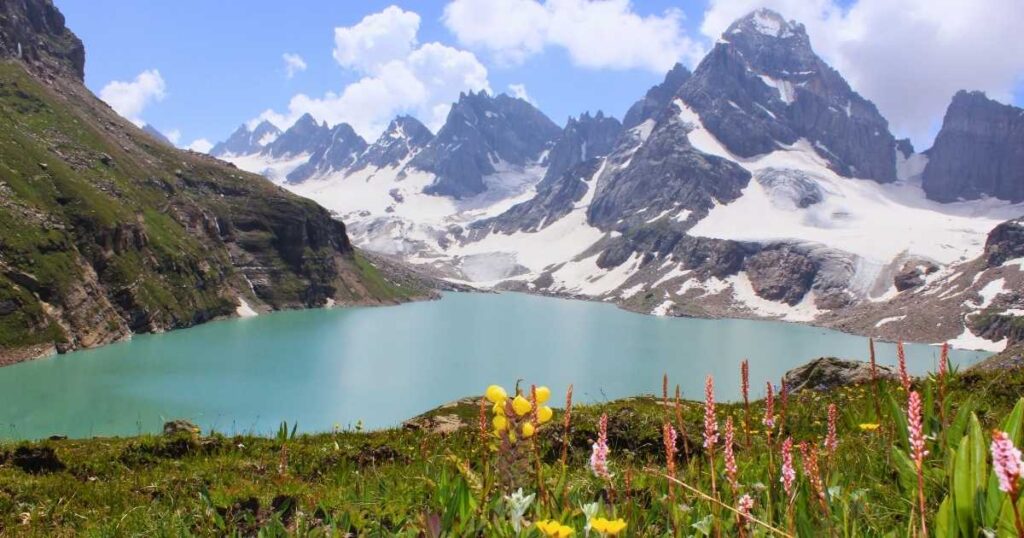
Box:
[286, 122, 367, 183]
[142, 124, 174, 147]
[679, 9, 897, 182]
[411, 91, 562, 198]
[0, 0, 424, 364]
[261, 113, 330, 159]
[351, 115, 433, 172]
[922, 91, 1024, 203]
[621, 63, 691, 130]
[210, 120, 281, 157]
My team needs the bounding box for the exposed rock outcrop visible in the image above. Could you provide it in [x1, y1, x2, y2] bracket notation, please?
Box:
[210, 120, 281, 157]
[350, 115, 433, 172]
[286, 123, 368, 183]
[0, 0, 85, 80]
[922, 91, 1024, 203]
[783, 357, 898, 393]
[621, 63, 692, 130]
[744, 245, 817, 305]
[984, 217, 1024, 267]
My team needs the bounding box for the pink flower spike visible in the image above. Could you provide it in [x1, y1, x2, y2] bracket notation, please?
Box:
[762, 382, 775, 430]
[589, 413, 611, 479]
[738, 493, 754, 522]
[825, 403, 838, 455]
[907, 391, 928, 467]
[780, 437, 796, 496]
[724, 416, 738, 489]
[741, 360, 750, 404]
[704, 375, 718, 449]
[897, 342, 912, 392]
[992, 430, 1024, 495]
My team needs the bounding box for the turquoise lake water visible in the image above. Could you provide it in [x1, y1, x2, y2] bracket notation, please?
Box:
[0, 292, 990, 439]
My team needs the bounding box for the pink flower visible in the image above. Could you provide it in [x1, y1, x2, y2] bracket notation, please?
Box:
[825, 403, 838, 455]
[737, 493, 754, 523]
[762, 382, 775, 430]
[780, 437, 796, 496]
[907, 391, 928, 467]
[590, 413, 611, 479]
[724, 416, 738, 490]
[704, 376, 718, 449]
[663, 423, 678, 471]
[897, 341, 912, 392]
[992, 430, 1024, 495]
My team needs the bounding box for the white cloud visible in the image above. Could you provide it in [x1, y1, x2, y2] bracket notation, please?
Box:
[508, 83, 536, 105]
[333, 5, 420, 73]
[700, 0, 1024, 147]
[254, 6, 490, 138]
[187, 138, 213, 153]
[99, 69, 166, 126]
[282, 53, 307, 78]
[165, 129, 181, 145]
[443, 0, 705, 72]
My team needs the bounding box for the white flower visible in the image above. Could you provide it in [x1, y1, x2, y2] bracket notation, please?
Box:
[504, 488, 535, 532]
[581, 501, 601, 535]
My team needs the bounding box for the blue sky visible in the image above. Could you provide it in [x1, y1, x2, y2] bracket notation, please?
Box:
[56, 0, 1023, 151]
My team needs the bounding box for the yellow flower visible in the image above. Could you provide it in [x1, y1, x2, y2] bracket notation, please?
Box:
[859, 423, 880, 431]
[492, 401, 505, 415]
[521, 422, 535, 438]
[592, 517, 610, 533]
[512, 394, 533, 416]
[538, 405, 554, 424]
[556, 525, 574, 537]
[535, 385, 551, 404]
[486, 385, 508, 403]
[536, 520, 571, 536]
[605, 519, 627, 535]
[592, 517, 626, 535]
[493, 415, 508, 431]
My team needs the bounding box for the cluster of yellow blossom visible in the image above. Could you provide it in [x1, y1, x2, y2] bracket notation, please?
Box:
[591, 517, 627, 535]
[485, 384, 554, 442]
[858, 423, 880, 431]
[535, 519, 574, 537]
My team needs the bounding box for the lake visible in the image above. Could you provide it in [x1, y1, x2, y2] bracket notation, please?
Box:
[0, 292, 991, 440]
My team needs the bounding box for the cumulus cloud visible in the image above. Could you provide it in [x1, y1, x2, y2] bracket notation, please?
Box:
[99, 69, 166, 126]
[187, 138, 213, 153]
[700, 0, 1024, 147]
[443, 0, 705, 72]
[508, 83, 536, 105]
[282, 53, 307, 78]
[254, 6, 490, 138]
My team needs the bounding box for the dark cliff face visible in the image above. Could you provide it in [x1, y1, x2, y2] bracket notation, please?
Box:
[0, 0, 84, 81]
[0, 0, 415, 363]
[412, 91, 561, 199]
[622, 63, 691, 130]
[286, 123, 368, 183]
[678, 9, 896, 182]
[985, 217, 1024, 267]
[541, 111, 622, 187]
[351, 116, 433, 172]
[922, 91, 1024, 203]
[262, 114, 331, 159]
[211, 121, 281, 157]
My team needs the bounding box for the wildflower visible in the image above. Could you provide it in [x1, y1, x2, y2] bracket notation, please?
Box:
[591, 517, 627, 535]
[780, 437, 795, 497]
[581, 501, 600, 535]
[801, 442, 827, 509]
[663, 422, 678, 482]
[724, 416, 739, 490]
[825, 403, 838, 455]
[762, 382, 776, 430]
[538, 405, 554, 424]
[939, 342, 949, 380]
[992, 430, 1024, 495]
[590, 413, 611, 479]
[897, 341, 912, 391]
[737, 494, 755, 537]
[858, 423, 880, 431]
[512, 394, 533, 416]
[493, 414, 508, 432]
[536, 520, 574, 537]
[741, 359, 750, 404]
[703, 376, 718, 449]
[535, 385, 551, 404]
[486, 384, 508, 403]
[521, 422, 536, 438]
[907, 390, 928, 538]
[504, 488, 535, 532]
[561, 384, 574, 468]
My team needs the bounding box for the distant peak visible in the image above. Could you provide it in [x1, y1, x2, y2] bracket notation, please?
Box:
[727, 8, 805, 39]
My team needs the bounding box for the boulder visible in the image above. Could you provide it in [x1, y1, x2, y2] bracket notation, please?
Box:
[783, 357, 898, 393]
[163, 419, 201, 437]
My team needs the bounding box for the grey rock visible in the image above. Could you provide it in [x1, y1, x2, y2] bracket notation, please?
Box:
[895, 138, 915, 158]
[0, 0, 85, 81]
[893, 259, 939, 291]
[211, 120, 281, 157]
[922, 91, 1024, 203]
[286, 122, 367, 183]
[679, 8, 897, 183]
[163, 419, 201, 437]
[984, 217, 1024, 267]
[542, 111, 621, 187]
[744, 244, 818, 305]
[756, 168, 823, 209]
[413, 91, 561, 199]
[783, 357, 898, 393]
[622, 63, 692, 130]
[350, 115, 433, 172]
[261, 113, 330, 159]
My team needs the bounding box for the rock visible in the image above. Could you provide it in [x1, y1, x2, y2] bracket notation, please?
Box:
[350, 116, 434, 172]
[286, 122, 368, 183]
[0, 0, 86, 81]
[11, 445, 65, 474]
[893, 260, 939, 291]
[756, 168, 824, 209]
[679, 9, 897, 183]
[262, 113, 333, 159]
[783, 357, 898, 393]
[622, 63, 692, 130]
[984, 217, 1024, 267]
[210, 120, 281, 157]
[967, 344, 1024, 373]
[98, 153, 113, 166]
[922, 91, 1024, 203]
[541, 111, 622, 188]
[745, 245, 817, 305]
[38, 162, 48, 170]
[162, 419, 201, 437]
[402, 396, 478, 434]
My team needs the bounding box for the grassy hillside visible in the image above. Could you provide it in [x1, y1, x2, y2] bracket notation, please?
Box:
[0, 61, 427, 363]
[2, 351, 1024, 536]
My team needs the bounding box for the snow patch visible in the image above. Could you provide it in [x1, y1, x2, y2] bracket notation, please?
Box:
[874, 315, 906, 328]
[236, 297, 258, 318]
[945, 325, 1007, 352]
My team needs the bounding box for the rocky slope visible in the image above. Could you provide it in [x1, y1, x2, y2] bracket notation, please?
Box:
[922, 91, 1024, 203]
[0, 0, 425, 365]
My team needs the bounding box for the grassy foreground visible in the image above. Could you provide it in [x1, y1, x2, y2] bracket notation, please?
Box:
[2, 350, 1024, 536]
